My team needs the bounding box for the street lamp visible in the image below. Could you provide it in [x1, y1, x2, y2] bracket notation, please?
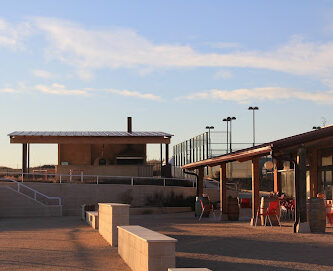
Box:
[223, 117, 236, 153]
[248, 106, 259, 147]
[228, 117, 236, 153]
[205, 126, 214, 158]
[223, 118, 229, 153]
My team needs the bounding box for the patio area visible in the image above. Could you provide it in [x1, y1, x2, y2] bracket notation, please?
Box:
[1, 214, 333, 270]
[131, 212, 333, 271]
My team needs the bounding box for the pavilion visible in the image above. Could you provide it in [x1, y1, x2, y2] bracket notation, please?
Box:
[8, 117, 173, 178]
[182, 125, 333, 233]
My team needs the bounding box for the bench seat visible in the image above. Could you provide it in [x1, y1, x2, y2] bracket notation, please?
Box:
[86, 211, 99, 229]
[118, 225, 177, 271]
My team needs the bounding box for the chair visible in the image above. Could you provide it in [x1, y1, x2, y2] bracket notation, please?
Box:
[255, 200, 281, 227]
[199, 200, 216, 221]
[327, 210, 333, 226]
[265, 201, 281, 227]
[240, 198, 251, 209]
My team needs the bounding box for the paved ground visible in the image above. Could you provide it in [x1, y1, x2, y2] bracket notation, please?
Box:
[131, 213, 333, 271]
[0, 217, 130, 271]
[1, 214, 333, 271]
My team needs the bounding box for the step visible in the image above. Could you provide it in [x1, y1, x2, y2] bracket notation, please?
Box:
[0, 186, 62, 217]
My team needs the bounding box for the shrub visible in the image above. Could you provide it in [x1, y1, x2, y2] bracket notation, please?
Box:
[145, 191, 196, 210]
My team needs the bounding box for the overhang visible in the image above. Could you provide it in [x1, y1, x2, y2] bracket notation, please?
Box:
[182, 125, 333, 170]
[8, 131, 173, 144]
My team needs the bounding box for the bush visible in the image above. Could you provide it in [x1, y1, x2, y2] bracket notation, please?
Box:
[145, 191, 196, 210]
[119, 189, 133, 205]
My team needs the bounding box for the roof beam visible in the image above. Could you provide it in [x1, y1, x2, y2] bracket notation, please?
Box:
[10, 136, 171, 144]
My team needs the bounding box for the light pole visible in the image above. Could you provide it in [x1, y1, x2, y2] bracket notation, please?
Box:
[248, 106, 259, 147]
[205, 126, 214, 158]
[223, 118, 229, 154]
[223, 117, 236, 153]
[228, 117, 236, 153]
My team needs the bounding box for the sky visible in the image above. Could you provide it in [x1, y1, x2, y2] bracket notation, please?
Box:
[1, 0, 333, 167]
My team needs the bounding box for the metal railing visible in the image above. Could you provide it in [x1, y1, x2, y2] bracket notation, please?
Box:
[0, 172, 239, 193]
[0, 171, 198, 188]
[0, 177, 62, 206]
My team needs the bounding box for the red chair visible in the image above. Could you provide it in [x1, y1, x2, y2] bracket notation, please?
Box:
[255, 200, 281, 227]
[327, 209, 333, 225]
[240, 198, 251, 208]
[199, 200, 216, 221]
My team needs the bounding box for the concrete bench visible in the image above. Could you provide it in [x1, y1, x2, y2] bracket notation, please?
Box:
[118, 225, 177, 271]
[168, 269, 212, 271]
[98, 203, 129, 246]
[86, 211, 99, 229]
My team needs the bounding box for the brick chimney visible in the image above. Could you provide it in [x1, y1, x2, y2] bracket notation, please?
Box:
[127, 117, 132, 133]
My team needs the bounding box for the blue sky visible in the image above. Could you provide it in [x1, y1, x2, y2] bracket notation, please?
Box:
[1, 0, 333, 167]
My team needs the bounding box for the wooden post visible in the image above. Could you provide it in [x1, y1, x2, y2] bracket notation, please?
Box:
[198, 167, 204, 197]
[165, 144, 169, 165]
[250, 157, 260, 226]
[27, 143, 30, 174]
[295, 147, 310, 233]
[309, 149, 318, 198]
[273, 159, 281, 195]
[220, 163, 228, 220]
[22, 143, 27, 174]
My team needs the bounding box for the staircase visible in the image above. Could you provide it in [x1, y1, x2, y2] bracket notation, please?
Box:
[0, 179, 62, 217]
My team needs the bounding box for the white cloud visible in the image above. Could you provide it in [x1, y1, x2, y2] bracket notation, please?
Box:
[35, 83, 90, 96]
[76, 70, 94, 81]
[178, 87, 333, 104]
[214, 70, 233, 79]
[105, 88, 161, 101]
[0, 18, 31, 49]
[0, 87, 20, 93]
[0, 82, 161, 101]
[32, 69, 53, 79]
[32, 17, 333, 86]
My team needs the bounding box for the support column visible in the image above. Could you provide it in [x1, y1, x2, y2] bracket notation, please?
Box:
[250, 157, 260, 226]
[273, 159, 281, 195]
[160, 143, 163, 166]
[295, 147, 310, 233]
[27, 143, 30, 174]
[22, 143, 27, 174]
[309, 149, 318, 198]
[165, 144, 169, 165]
[220, 163, 228, 220]
[198, 167, 204, 197]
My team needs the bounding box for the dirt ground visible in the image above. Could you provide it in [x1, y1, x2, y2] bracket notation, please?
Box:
[1, 214, 333, 271]
[131, 212, 333, 271]
[0, 216, 130, 271]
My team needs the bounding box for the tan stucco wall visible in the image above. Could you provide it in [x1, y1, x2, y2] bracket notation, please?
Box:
[59, 144, 91, 165]
[4, 182, 220, 216]
[58, 143, 146, 166]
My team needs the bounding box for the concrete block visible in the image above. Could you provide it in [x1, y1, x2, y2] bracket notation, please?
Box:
[98, 203, 129, 246]
[118, 225, 177, 271]
[86, 211, 99, 229]
[168, 269, 212, 271]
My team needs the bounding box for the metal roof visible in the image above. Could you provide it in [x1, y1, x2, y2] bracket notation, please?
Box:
[8, 131, 173, 137]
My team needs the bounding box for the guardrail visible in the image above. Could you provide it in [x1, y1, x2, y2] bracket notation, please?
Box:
[0, 171, 238, 191]
[0, 171, 198, 187]
[0, 177, 62, 206]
